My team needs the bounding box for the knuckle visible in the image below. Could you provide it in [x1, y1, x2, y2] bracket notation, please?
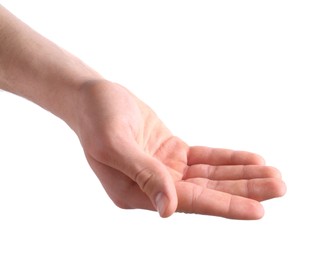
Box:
[134, 167, 154, 192]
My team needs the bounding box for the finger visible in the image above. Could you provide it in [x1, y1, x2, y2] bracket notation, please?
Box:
[184, 178, 287, 201]
[187, 146, 265, 166]
[184, 165, 281, 180]
[90, 135, 178, 218]
[116, 145, 178, 218]
[176, 182, 264, 220]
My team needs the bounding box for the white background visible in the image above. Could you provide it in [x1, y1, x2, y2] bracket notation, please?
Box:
[1, 1, 328, 259]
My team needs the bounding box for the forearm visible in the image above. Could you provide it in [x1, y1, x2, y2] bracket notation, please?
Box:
[0, 5, 103, 128]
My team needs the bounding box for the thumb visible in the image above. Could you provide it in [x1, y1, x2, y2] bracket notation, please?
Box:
[121, 149, 178, 218]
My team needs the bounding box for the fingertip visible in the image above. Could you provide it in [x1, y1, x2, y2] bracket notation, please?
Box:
[265, 166, 282, 178]
[253, 203, 265, 220]
[155, 192, 167, 217]
[276, 179, 287, 198]
[261, 178, 287, 201]
[245, 202, 265, 220]
[155, 192, 177, 218]
[230, 197, 265, 220]
[251, 154, 266, 165]
[242, 200, 264, 220]
[234, 151, 266, 165]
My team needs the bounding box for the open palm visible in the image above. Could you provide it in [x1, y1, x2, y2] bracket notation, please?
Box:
[75, 81, 286, 219]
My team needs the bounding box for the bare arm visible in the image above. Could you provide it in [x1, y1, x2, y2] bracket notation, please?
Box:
[0, 5, 102, 128]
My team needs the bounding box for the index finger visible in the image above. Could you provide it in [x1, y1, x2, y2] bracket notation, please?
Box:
[187, 146, 265, 166]
[176, 182, 264, 220]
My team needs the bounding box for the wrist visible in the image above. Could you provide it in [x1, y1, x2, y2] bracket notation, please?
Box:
[48, 77, 106, 132]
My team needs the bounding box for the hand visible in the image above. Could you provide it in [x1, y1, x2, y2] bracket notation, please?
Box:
[74, 80, 286, 219]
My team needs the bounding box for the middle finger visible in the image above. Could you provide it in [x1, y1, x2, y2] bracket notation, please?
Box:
[184, 164, 282, 180]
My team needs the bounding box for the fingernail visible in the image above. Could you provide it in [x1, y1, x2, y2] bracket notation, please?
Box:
[155, 192, 166, 217]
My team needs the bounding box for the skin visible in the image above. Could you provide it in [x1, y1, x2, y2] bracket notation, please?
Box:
[0, 5, 286, 219]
